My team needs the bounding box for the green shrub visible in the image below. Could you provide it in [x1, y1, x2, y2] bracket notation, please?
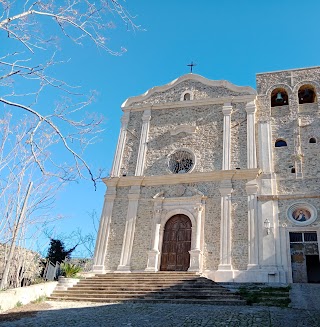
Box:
[15, 301, 23, 308]
[60, 262, 82, 278]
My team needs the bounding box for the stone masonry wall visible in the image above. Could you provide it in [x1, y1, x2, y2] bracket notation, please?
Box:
[105, 180, 250, 272]
[130, 80, 252, 107]
[145, 105, 224, 175]
[130, 198, 154, 270]
[231, 102, 247, 169]
[256, 67, 320, 180]
[121, 111, 142, 176]
[231, 180, 248, 270]
[278, 198, 320, 226]
[104, 187, 129, 271]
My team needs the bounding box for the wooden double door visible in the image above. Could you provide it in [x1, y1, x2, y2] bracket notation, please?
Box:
[160, 214, 192, 271]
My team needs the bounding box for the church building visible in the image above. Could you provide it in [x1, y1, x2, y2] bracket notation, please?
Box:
[93, 66, 320, 283]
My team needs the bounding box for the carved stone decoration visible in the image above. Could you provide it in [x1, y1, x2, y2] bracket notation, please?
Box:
[298, 117, 314, 127]
[170, 125, 198, 136]
[287, 203, 318, 226]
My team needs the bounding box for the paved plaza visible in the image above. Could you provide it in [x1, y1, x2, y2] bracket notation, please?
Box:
[1, 301, 320, 327]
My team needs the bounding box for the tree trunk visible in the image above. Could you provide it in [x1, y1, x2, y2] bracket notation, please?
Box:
[0, 182, 32, 289]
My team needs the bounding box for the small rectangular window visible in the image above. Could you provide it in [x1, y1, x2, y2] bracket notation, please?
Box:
[304, 232, 318, 242]
[290, 232, 303, 243]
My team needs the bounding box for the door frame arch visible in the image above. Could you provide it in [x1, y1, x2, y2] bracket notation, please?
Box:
[145, 195, 205, 273]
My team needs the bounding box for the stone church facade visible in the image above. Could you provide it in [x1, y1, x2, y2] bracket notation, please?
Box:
[93, 67, 320, 283]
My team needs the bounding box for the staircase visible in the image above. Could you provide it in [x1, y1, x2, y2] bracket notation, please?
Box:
[49, 272, 246, 305]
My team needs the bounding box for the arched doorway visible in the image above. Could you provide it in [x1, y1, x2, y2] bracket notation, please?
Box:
[160, 214, 192, 271]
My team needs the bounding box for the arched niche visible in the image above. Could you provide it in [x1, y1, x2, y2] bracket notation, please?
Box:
[298, 84, 317, 104]
[275, 139, 287, 147]
[271, 88, 289, 107]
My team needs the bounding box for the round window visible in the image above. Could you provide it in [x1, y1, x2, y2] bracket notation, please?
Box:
[168, 150, 195, 174]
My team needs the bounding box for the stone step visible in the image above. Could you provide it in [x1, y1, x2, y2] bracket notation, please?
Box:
[52, 289, 235, 296]
[48, 296, 246, 306]
[50, 292, 241, 299]
[76, 278, 217, 284]
[94, 272, 197, 276]
[69, 286, 226, 292]
[75, 282, 219, 288]
[91, 275, 199, 280]
[50, 273, 245, 306]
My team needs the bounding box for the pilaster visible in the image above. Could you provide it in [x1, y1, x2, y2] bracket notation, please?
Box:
[216, 180, 233, 281]
[245, 101, 257, 169]
[135, 109, 151, 176]
[222, 103, 233, 170]
[92, 187, 117, 273]
[258, 119, 274, 175]
[188, 204, 204, 272]
[111, 111, 130, 177]
[145, 207, 162, 272]
[117, 186, 141, 272]
[246, 180, 259, 270]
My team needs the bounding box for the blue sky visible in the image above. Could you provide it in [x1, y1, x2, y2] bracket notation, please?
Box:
[15, 0, 320, 256]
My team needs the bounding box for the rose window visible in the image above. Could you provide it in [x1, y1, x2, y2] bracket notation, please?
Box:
[168, 150, 194, 174]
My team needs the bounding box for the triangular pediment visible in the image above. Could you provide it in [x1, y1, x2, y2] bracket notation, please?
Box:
[122, 74, 256, 108]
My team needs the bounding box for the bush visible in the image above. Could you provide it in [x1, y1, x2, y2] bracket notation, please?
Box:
[60, 262, 81, 278]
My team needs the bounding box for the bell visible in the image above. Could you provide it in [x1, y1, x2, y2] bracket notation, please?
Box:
[275, 92, 284, 103]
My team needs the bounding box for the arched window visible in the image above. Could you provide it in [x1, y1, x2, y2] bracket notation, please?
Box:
[298, 85, 317, 104]
[309, 137, 317, 144]
[271, 88, 289, 107]
[183, 93, 191, 101]
[275, 139, 287, 147]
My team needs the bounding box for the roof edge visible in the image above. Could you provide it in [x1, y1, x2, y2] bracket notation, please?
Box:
[121, 73, 256, 108]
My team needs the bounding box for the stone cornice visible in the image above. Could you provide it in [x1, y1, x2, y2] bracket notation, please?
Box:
[258, 193, 320, 201]
[103, 169, 261, 188]
[121, 74, 256, 109]
[122, 94, 257, 112]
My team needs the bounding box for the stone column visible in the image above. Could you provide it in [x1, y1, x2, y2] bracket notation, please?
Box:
[222, 103, 233, 170]
[135, 109, 151, 176]
[117, 186, 140, 272]
[246, 180, 259, 270]
[189, 204, 203, 272]
[92, 186, 117, 273]
[216, 180, 233, 281]
[246, 101, 257, 169]
[111, 111, 130, 177]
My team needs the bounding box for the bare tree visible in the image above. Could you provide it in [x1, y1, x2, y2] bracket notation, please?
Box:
[0, 114, 65, 289]
[0, 0, 138, 187]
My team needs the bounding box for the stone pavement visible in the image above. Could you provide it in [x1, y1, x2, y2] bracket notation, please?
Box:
[1, 301, 320, 327]
[290, 284, 320, 310]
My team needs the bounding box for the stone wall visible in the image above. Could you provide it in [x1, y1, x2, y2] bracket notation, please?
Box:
[121, 111, 142, 176]
[256, 67, 320, 180]
[104, 187, 129, 271]
[104, 179, 251, 272]
[231, 102, 247, 169]
[278, 198, 320, 225]
[130, 198, 154, 270]
[231, 180, 248, 270]
[145, 105, 224, 175]
[130, 80, 252, 107]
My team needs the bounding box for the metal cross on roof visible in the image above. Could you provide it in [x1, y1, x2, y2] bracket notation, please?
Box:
[187, 61, 197, 73]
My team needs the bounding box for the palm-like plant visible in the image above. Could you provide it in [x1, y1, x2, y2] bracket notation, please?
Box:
[60, 263, 81, 278]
